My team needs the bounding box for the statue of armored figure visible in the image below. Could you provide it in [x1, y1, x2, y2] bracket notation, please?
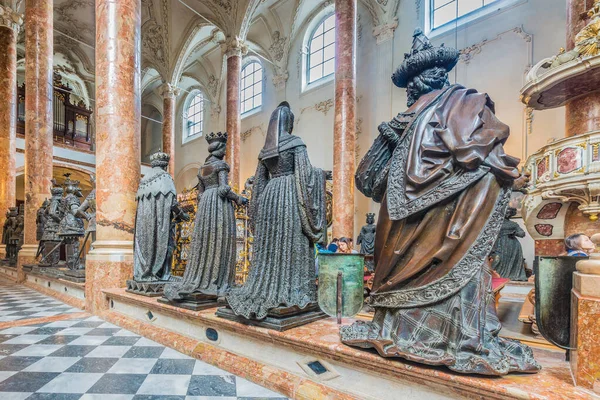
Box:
[340, 29, 540, 375]
[127, 152, 190, 296]
[219, 102, 329, 330]
[2, 210, 10, 247]
[357, 213, 376, 271]
[76, 173, 96, 254]
[162, 132, 247, 310]
[58, 174, 86, 270]
[36, 200, 49, 242]
[39, 181, 65, 267]
[4, 207, 20, 265]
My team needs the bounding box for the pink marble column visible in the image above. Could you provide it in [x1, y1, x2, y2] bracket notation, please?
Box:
[87, 0, 141, 313]
[159, 83, 179, 177]
[0, 6, 22, 256]
[19, 0, 53, 280]
[225, 39, 244, 191]
[332, 0, 357, 239]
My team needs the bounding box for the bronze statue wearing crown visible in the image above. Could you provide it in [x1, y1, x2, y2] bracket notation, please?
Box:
[58, 173, 86, 271]
[340, 29, 539, 375]
[39, 180, 65, 267]
[128, 151, 190, 296]
[162, 132, 247, 310]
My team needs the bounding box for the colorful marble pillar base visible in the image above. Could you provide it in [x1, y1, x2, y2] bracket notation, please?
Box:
[86, 241, 133, 312]
[332, 0, 357, 239]
[571, 288, 600, 393]
[565, 92, 600, 137]
[90, 0, 141, 312]
[224, 39, 245, 191]
[0, 8, 21, 232]
[16, 244, 37, 283]
[159, 83, 179, 177]
[22, 0, 53, 261]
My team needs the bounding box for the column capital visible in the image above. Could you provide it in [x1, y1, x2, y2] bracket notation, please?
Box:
[372, 17, 398, 45]
[0, 5, 23, 33]
[222, 36, 248, 59]
[158, 83, 180, 99]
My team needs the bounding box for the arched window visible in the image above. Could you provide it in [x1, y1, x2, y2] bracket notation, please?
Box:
[184, 91, 204, 140]
[430, 0, 504, 30]
[241, 60, 263, 115]
[307, 14, 335, 85]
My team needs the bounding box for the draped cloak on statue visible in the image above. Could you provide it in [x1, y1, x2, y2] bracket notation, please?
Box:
[340, 85, 541, 375]
[226, 102, 328, 320]
[133, 167, 179, 282]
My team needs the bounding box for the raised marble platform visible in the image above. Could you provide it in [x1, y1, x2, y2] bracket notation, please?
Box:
[24, 271, 86, 310]
[101, 288, 597, 400]
[0, 263, 18, 282]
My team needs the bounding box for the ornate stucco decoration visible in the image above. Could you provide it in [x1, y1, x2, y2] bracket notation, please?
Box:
[0, 4, 23, 33]
[460, 26, 532, 65]
[272, 72, 288, 91]
[372, 17, 398, 45]
[269, 31, 286, 62]
[523, 130, 600, 222]
[222, 36, 248, 59]
[158, 83, 180, 99]
[142, 21, 167, 67]
[240, 124, 264, 142]
[54, 0, 94, 47]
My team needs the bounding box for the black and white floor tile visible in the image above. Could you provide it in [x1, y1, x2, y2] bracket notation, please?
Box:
[0, 285, 81, 322]
[0, 281, 287, 399]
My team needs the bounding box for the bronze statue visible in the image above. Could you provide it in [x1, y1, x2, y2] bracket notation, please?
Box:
[357, 213, 376, 271]
[127, 152, 190, 296]
[491, 207, 527, 281]
[4, 207, 19, 264]
[2, 210, 10, 246]
[220, 102, 329, 330]
[77, 173, 96, 243]
[39, 181, 65, 267]
[163, 132, 247, 309]
[36, 199, 49, 241]
[58, 174, 85, 270]
[340, 29, 540, 375]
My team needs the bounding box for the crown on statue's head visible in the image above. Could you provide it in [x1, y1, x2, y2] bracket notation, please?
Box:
[50, 178, 64, 195]
[367, 213, 376, 218]
[205, 131, 228, 144]
[150, 151, 170, 168]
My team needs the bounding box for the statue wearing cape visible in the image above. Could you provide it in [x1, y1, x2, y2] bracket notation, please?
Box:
[340, 29, 540, 376]
[225, 102, 328, 320]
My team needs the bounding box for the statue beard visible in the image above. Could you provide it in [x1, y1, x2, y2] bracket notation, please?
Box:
[406, 67, 450, 107]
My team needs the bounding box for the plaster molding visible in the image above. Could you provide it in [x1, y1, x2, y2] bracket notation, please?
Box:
[223, 36, 248, 58]
[459, 26, 533, 66]
[0, 4, 22, 33]
[372, 17, 398, 45]
[241, 124, 264, 142]
[300, 99, 334, 116]
[158, 83, 181, 99]
[272, 72, 288, 91]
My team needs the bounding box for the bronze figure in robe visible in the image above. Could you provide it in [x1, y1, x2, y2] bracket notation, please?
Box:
[340, 28, 540, 376]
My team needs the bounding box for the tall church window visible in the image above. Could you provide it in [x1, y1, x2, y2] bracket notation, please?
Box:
[241, 60, 263, 115]
[431, 0, 499, 29]
[184, 90, 204, 141]
[307, 14, 335, 85]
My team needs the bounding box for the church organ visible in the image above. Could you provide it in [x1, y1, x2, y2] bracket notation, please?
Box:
[17, 73, 93, 151]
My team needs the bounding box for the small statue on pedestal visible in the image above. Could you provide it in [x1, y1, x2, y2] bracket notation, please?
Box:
[219, 102, 329, 330]
[2, 210, 11, 248]
[162, 132, 246, 310]
[127, 152, 190, 296]
[4, 207, 19, 265]
[491, 207, 527, 281]
[39, 181, 65, 267]
[58, 174, 85, 271]
[36, 199, 49, 241]
[356, 213, 376, 271]
[340, 29, 540, 375]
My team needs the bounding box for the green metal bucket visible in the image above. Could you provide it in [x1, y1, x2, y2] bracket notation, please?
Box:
[317, 253, 364, 321]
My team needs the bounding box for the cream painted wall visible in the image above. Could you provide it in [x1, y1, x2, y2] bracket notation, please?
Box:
[173, 0, 567, 239]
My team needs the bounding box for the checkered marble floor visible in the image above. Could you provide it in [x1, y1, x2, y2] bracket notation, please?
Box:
[0, 281, 288, 400]
[0, 284, 82, 322]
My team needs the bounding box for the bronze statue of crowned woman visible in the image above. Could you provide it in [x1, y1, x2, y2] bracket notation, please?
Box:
[340, 28, 540, 376]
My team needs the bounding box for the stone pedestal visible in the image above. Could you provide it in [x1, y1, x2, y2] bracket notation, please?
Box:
[89, 0, 141, 313]
[224, 39, 245, 190]
[332, 0, 357, 239]
[571, 236, 600, 393]
[0, 7, 22, 231]
[20, 0, 53, 275]
[159, 83, 179, 177]
[17, 244, 38, 283]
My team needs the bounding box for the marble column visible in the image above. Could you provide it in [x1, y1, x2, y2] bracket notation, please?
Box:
[224, 38, 245, 191]
[0, 6, 22, 259]
[571, 234, 600, 393]
[87, 0, 141, 313]
[332, 0, 357, 239]
[19, 0, 53, 281]
[159, 83, 179, 177]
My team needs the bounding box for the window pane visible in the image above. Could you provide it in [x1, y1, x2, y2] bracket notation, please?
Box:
[323, 44, 335, 61]
[309, 66, 322, 82]
[434, 0, 454, 9]
[310, 50, 323, 67]
[255, 93, 262, 107]
[324, 15, 335, 30]
[253, 81, 262, 94]
[433, 2, 458, 28]
[324, 29, 335, 46]
[310, 35, 324, 53]
[323, 59, 334, 77]
[240, 62, 263, 114]
[458, 0, 482, 16]
[254, 70, 262, 83]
